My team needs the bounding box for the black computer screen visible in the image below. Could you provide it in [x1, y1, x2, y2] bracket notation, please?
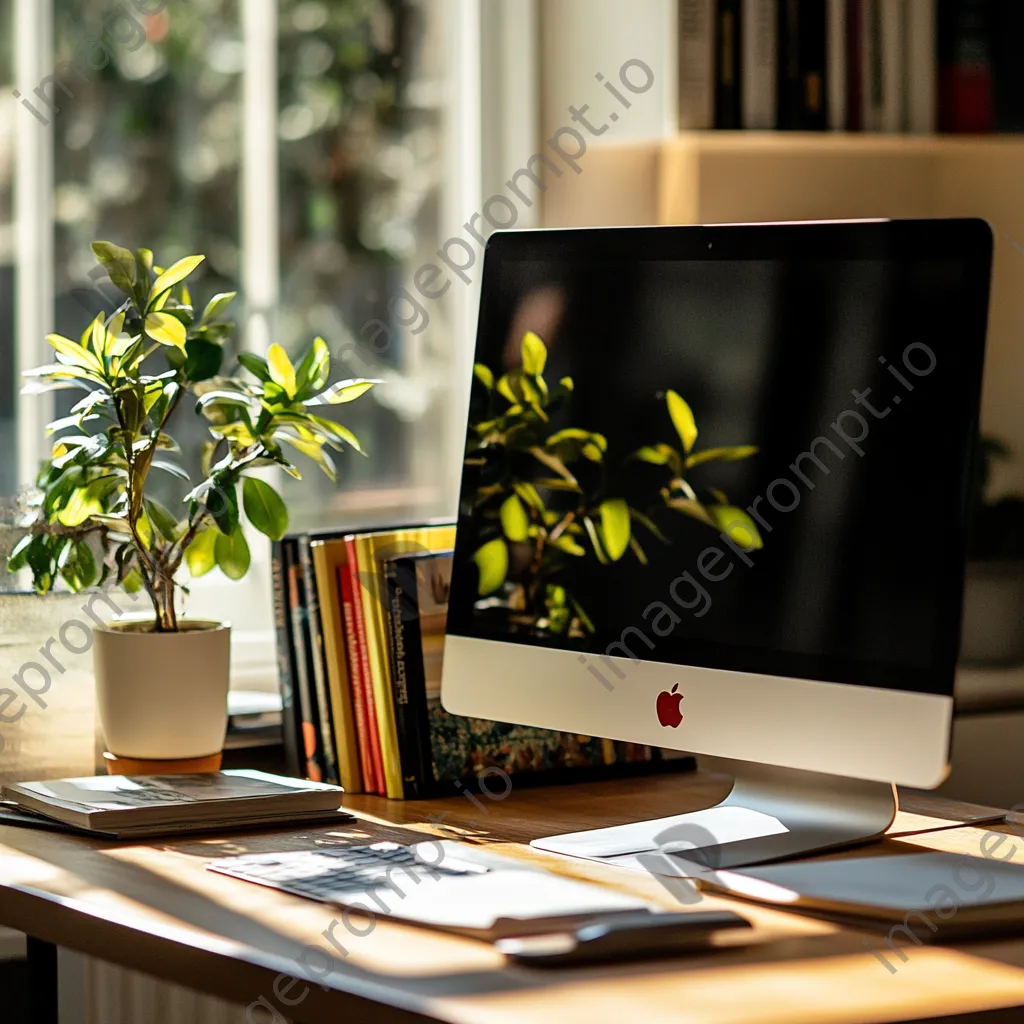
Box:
[447, 222, 992, 696]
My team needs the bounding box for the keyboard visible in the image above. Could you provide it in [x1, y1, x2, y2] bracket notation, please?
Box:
[209, 841, 487, 902]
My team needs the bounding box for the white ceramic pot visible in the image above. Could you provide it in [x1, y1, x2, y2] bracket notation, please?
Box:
[93, 620, 231, 759]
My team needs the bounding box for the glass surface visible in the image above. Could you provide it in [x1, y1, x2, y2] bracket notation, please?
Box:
[449, 228, 989, 696]
[0, 0, 14, 500]
[52, 0, 243, 512]
[274, 0, 451, 531]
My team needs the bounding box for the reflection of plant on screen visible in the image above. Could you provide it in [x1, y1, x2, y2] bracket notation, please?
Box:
[464, 332, 761, 638]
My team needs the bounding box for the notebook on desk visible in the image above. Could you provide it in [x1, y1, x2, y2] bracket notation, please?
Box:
[209, 839, 661, 940]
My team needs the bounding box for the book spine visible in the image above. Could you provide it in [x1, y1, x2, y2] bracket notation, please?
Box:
[715, 0, 743, 128]
[742, 0, 778, 129]
[299, 538, 339, 787]
[339, 557, 376, 793]
[846, 0, 864, 128]
[880, 0, 906, 131]
[778, 0, 828, 129]
[313, 542, 363, 794]
[827, 0, 848, 128]
[907, 0, 937, 132]
[383, 560, 423, 799]
[992, 0, 1024, 131]
[356, 533, 403, 800]
[938, 0, 993, 133]
[344, 537, 385, 794]
[270, 541, 302, 778]
[286, 542, 324, 782]
[861, 0, 882, 129]
[679, 0, 715, 129]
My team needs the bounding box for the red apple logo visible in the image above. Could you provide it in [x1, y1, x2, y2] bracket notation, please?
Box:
[656, 683, 684, 728]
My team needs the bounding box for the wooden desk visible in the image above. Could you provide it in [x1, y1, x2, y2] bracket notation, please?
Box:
[3, 771, 1024, 1024]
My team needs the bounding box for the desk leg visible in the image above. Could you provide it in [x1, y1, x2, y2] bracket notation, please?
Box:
[26, 937, 59, 1024]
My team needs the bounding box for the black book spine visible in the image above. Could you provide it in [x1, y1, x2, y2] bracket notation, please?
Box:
[715, 0, 743, 128]
[991, 0, 1024, 131]
[298, 537, 340, 787]
[384, 559, 424, 799]
[778, 0, 828, 129]
[285, 539, 325, 782]
[271, 540, 302, 777]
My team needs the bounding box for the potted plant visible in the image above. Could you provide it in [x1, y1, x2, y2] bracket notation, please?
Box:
[6, 241, 376, 762]
[961, 436, 1024, 666]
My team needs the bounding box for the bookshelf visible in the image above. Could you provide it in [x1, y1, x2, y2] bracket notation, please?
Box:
[542, 132, 1024, 489]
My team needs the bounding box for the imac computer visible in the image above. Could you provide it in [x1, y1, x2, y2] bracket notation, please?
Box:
[441, 219, 993, 868]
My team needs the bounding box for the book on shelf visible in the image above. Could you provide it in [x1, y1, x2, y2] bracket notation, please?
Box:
[284, 539, 326, 782]
[310, 537, 362, 793]
[778, 0, 828, 131]
[680, 0, 716, 130]
[676, 0, 1018, 135]
[272, 523, 692, 799]
[270, 539, 303, 778]
[742, 0, 777, 129]
[715, 0, 743, 129]
[0, 770, 349, 839]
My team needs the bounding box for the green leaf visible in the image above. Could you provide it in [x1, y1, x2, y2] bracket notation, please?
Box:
[512, 481, 546, 513]
[582, 515, 609, 564]
[6, 534, 34, 573]
[665, 497, 717, 528]
[499, 494, 530, 542]
[310, 378, 379, 406]
[707, 506, 763, 550]
[207, 481, 239, 536]
[145, 497, 183, 543]
[276, 435, 337, 481]
[59, 539, 99, 591]
[684, 445, 759, 469]
[295, 336, 331, 394]
[267, 343, 297, 397]
[521, 331, 547, 376]
[149, 255, 205, 308]
[242, 477, 289, 541]
[201, 291, 237, 326]
[630, 508, 670, 545]
[473, 537, 508, 596]
[303, 415, 366, 455]
[145, 312, 187, 352]
[598, 499, 631, 562]
[666, 390, 698, 454]
[183, 338, 224, 382]
[46, 333, 103, 374]
[551, 534, 586, 556]
[91, 241, 138, 302]
[238, 352, 272, 382]
[473, 364, 494, 389]
[634, 443, 678, 467]
[184, 527, 219, 578]
[215, 527, 251, 580]
[56, 481, 110, 527]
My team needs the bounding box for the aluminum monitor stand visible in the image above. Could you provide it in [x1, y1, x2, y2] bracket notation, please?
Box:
[532, 758, 897, 872]
[652, 757, 897, 871]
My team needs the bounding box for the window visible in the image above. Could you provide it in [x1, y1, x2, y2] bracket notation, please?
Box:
[3, 0, 475, 665]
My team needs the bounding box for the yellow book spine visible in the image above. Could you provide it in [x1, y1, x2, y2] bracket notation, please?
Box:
[358, 526, 456, 799]
[311, 541, 362, 794]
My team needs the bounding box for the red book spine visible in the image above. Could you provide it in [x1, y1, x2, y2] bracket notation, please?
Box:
[938, 0, 993, 133]
[339, 562, 376, 793]
[343, 538, 385, 794]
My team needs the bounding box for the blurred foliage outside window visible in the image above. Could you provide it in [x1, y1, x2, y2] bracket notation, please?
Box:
[44, 0, 449, 534]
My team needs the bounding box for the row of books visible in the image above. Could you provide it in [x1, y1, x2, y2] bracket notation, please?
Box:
[680, 0, 1024, 134]
[272, 522, 666, 798]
